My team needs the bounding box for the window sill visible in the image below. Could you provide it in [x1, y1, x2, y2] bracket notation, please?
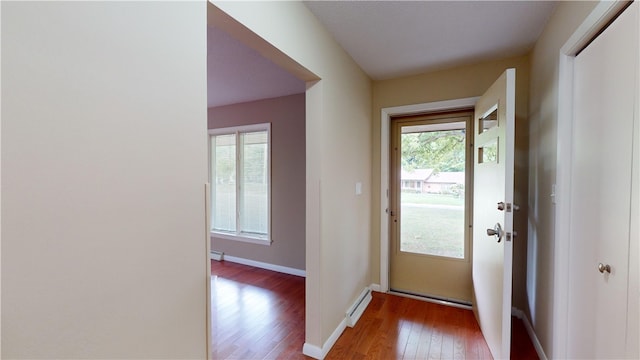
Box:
[210, 231, 272, 246]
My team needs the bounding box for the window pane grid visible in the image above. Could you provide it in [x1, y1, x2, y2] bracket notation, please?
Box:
[212, 134, 236, 233]
[209, 125, 270, 242]
[240, 131, 268, 236]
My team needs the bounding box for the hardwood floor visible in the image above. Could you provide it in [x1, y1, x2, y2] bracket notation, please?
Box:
[210, 260, 538, 359]
[211, 260, 306, 359]
[326, 292, 492, 360]
[511, 316, 538, 360]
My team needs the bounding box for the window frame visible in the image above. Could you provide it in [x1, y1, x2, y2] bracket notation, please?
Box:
[208, 123, 272, 245]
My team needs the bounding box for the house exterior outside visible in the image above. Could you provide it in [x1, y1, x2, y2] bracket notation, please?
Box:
[401, 169, 464, 195]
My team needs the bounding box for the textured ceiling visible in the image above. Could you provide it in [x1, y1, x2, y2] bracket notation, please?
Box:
[305, 1, 557, 80]
[207, 1, 557, 107]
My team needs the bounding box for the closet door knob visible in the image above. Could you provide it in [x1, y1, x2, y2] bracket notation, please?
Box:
[598, 263, 611, 274]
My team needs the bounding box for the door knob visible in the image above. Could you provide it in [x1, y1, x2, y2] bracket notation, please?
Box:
[486, 223, 504, 242]
[598, 263, 611, 274]
[497, 202, 520, 212]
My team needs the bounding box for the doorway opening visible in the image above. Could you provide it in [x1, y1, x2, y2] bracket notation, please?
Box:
[389, 110, 474, 302]
[207, 3, 321, 357]
[379, 97, 479, 293]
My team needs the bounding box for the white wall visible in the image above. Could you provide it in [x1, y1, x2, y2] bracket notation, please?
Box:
[527, 1, 598, 357]
[1, 2, 209, 358]
[210, 1, 372, 353]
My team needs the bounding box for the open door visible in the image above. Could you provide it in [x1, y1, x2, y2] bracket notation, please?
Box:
[472, 68, 515, 359]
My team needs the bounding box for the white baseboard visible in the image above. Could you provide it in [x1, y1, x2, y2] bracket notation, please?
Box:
[302, 318, 347, 360]
[217, 255, 306, 277]
[303, 286, 375, 359]
[512, 308, 548, 360]
[369, 283, 382, 292]
[302, 343, 323, 360]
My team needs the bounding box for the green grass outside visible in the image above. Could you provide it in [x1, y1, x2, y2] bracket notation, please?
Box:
[399, 192, 465, 259]
[401, 192, 464, 206]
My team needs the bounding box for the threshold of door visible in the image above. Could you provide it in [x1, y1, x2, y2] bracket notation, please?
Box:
[389, 289, 472, 310]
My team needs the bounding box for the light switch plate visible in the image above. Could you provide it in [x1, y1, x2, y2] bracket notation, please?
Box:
[355, 182, 362, 195]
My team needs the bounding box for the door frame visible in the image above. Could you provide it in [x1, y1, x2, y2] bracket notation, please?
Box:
[207, 4, 323, 357]
[554, 1, 637, 357]
[379, 97, 479, 292]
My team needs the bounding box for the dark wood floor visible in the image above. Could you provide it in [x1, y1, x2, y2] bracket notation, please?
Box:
[211, 260, 538, 359]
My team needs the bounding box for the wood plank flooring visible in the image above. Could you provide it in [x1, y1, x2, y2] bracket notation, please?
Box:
[326, 292, 492, 360]
[211, 260, 538, 359]
[211, 260, 305, 359]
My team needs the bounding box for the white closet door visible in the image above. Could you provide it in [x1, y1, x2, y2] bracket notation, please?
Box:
[568, 2, 638, 358]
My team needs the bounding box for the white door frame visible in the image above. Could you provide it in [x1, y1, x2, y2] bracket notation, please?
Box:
[554, 1, 633, 357]
[379, 97, 479, 292]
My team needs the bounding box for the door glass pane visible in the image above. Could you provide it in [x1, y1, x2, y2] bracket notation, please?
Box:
[212, 134, 236, 232]
[479, 107, 498, 133]
[240, 131, 268, 236]
[479, 138, 498, 164]
[400, 122, 466, 258]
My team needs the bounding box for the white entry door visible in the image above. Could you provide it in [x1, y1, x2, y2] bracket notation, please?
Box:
[472, 68, 515, 360]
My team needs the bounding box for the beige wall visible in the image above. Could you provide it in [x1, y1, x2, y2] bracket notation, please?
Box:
[210, 1, 372, 352]
[207, 2, 604, 358]
[1, 2, 208, 358]
[371, 55, 531, 311]
[208, 94, 306, 270]
[527, 1, 598, 357]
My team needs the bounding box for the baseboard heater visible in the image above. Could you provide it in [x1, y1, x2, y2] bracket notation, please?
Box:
[210, 251, 224, 261]
[346, 287, 372, 327]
